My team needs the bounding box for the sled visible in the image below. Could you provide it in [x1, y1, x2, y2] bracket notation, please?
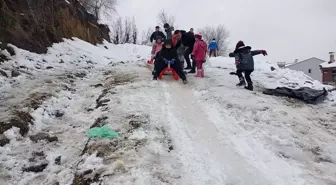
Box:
[158, 67, 179, 80]
[158, 59, 179, 80]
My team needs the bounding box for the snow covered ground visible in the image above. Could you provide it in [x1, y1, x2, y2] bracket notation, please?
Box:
[1, 39, 336, 185]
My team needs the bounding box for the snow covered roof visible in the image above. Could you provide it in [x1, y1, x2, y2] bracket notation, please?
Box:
[320, 60, 336, 68]
[286, 57, 325, 68]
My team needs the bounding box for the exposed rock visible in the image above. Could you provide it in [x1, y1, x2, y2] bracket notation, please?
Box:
[54, 110, 65, 118]
[75, 72, 86, 78]
[71, 173, 100, 185]
[96, 99, 110, 108]
[0, 44, 15, 56]
[0, 0, 110, 54]
[67, 74, 75, 79]
[26, 92, 52, 109]
[127, 114, 150, 130]
[0, 53, 9, 63]
[55, 156, 61, 165]
[93, 84, 103, 88]
[90, 116, 108, 129]
[46, 66, 53, 69]
[0, 69, 8, 78]
[29, 151, 46, 162]
[11, 69, 20, 77]
[0, 111, 33, 136]
[29, 133, 58, 143]
[0, 134, 10, 146]
[22, 163, 48, 173]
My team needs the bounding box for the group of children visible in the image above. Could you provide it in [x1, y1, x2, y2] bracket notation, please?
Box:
[149, 26, 208, 84]
[148, 25, 268, 91]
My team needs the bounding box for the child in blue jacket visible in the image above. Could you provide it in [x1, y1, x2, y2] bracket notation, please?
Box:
[208, 38, 218, 57]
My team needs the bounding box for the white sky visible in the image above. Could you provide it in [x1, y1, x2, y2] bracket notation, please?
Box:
[116, 0, 336, 63]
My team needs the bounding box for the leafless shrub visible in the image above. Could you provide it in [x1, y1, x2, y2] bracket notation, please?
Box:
[140, 27, 153, 46]
[79, 0, 117, 19]
[111, 17, 138, 44]
[199, 25, 230, 56]
[157, 9, 176, 28]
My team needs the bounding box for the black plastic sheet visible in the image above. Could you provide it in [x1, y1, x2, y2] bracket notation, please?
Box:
[263, 87, 328, 104]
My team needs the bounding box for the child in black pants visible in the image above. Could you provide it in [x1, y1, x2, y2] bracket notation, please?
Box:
[229, 41, 267, 91]
[153, 39, 187, 84]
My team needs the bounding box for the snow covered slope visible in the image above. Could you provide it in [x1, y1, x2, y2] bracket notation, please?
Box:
[1, 39, 336, 185]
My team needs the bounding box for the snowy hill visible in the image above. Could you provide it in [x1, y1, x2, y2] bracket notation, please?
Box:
[1, 39, 336, 185]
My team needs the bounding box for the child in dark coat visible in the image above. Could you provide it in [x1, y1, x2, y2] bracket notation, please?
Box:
[229, 41, 267, 91]
[153, 39, 187, 84]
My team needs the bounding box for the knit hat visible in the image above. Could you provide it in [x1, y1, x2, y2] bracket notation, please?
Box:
[235, 41, 245, 49]
[195, 34, 202, 39]
[164, 39, 173, 46]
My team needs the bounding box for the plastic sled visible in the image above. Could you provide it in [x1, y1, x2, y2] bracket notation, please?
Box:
[158, 67, 179, 80]
[158, 58, 179, 80]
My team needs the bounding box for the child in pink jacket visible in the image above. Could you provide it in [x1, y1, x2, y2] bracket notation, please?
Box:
[148, 36, 163, 64]
[191, 34, 207, 77]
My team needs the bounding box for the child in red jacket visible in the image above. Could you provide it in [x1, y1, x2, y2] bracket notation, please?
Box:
[191, 34, 207, 77]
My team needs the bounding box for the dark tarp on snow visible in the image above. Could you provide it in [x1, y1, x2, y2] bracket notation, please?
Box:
[263, 87, 328, 104]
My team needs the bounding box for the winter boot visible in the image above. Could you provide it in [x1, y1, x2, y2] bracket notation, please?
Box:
[183, 79, 188, 84]
[244, 82, 253, 91]
[184, 60, 191, 69]
[188, 60, 196, 73]
[236, 77, 246, 86]
[194, 70, 201, 77]
[201, 70, 204, 78]
[153, 75, 157, 80]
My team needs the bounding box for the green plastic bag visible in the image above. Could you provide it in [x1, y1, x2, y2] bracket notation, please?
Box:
[87, 124, 119, 138]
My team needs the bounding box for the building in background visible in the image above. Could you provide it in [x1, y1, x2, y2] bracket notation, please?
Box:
[285, 57, 326, 82]
[320, 52, 336, 86]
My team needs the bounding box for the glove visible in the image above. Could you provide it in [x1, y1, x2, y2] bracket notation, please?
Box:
[261, 50, 268, 56]
[235, 60, 240, 65]
[229, 53, 235, 57]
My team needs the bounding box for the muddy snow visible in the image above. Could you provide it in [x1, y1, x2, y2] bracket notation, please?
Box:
[1, 39, 336, 185]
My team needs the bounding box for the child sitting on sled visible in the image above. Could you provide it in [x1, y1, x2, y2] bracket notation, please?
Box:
[148, 36, 163, 64]
[153, 39, 187, 84]
[229, 41, 267, 91]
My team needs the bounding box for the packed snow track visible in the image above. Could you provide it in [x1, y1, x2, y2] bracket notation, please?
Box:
[1, 39, 336, 185]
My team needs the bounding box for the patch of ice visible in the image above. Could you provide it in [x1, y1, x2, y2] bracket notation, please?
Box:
[3, 127, 21, 140]
[79, 153, 104, 172]
[129, 129, 147, 141]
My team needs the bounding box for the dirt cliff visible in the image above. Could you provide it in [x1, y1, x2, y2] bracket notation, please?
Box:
[0, 0, 110, 54]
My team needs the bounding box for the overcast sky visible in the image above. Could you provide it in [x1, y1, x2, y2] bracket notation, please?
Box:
[116, 0, 336, 63]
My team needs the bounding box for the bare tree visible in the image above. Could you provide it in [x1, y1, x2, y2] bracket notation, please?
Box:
[111, 17, 139, 45]
[157, 9, 176, 28]
[199, 25, 230, 56]
[131, 17, 138, 44]
[78, 0, 117, 19]
[124, 17, 132, 43]
[141, 27, 153, 46]
[112, 17, 123, 44]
